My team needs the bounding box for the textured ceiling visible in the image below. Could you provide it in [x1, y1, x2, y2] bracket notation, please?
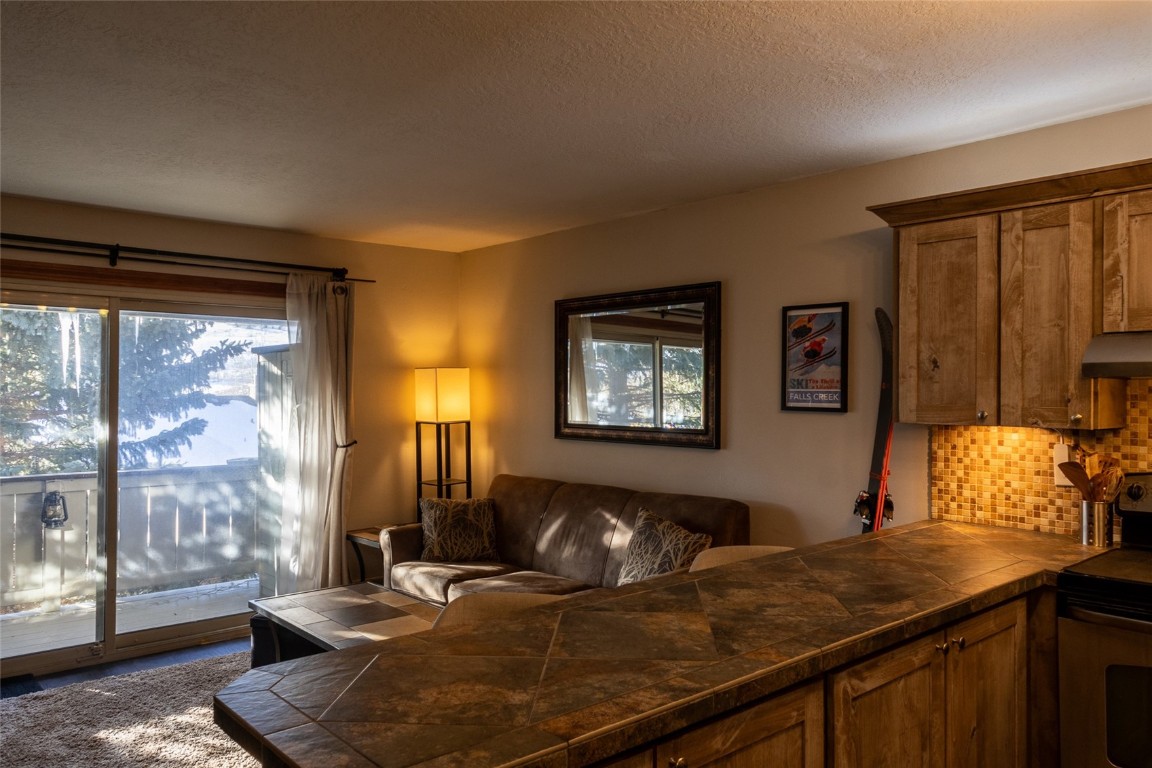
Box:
[2, 1, 1151, 253]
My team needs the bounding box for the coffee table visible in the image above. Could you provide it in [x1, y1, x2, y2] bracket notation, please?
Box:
[248, 581, 441, 665]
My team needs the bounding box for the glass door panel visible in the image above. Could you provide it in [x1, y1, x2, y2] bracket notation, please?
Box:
[115, 311, 288, 634]
[1, 303, 106, 659]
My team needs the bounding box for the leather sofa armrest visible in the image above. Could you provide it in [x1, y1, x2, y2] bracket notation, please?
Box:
[379, 523, 423, 590]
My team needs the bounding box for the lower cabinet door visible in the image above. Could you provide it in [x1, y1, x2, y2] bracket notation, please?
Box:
[829, 599, 1027, 768]
[944, 599, 1027, 768]
[655, 680, 823, 768]
[830, 631, 947, 768]
[595, 751, 655, 768]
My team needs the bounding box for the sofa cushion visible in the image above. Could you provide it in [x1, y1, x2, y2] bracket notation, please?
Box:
[616, 509, 712, 586]
[419, 497, 500, 562]
[391, 561, 521, 605]
[530, 482, 634, 587]
[488, 475, 565, 568]
[605, 492, 749, 588]
[446, 571, 593, 603]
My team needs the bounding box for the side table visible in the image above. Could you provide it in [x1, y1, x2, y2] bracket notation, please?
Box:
[346, 526, 388, 583]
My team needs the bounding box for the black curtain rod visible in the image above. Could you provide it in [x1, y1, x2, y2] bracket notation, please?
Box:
[0, 232, 375, 283]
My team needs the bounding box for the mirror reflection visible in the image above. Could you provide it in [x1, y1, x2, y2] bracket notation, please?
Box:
[566, 303, 704, 428]
[555, 282, 720, 448]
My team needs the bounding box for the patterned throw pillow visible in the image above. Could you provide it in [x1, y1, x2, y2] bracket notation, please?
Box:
[617, 508, 712, 585]
[419, 497, 500, 562]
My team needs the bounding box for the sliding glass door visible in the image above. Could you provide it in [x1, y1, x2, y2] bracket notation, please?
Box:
[1, 294, 289, 668]
[0, 301, 107, 658]
[114, 308, 288, 637]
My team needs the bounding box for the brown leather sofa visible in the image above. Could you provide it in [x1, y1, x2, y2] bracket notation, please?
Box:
[379, 474, 751, 606]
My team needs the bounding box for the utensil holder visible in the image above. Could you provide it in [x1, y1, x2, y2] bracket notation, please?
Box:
[1081, 501, 1112, 548]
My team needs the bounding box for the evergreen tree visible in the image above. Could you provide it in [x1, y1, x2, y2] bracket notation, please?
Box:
[1, 307, 248, 476]
[0, 307, 102, 475]
[662, 344, 704, 428]
[587, 340, 703, 428]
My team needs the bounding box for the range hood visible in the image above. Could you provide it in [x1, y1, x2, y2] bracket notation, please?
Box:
[1082, 332, 1152, 378]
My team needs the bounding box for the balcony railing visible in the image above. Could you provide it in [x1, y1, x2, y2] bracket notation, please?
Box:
[1, 462, 267, 612]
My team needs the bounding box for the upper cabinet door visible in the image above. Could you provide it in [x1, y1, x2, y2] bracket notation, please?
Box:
[897, 215, 999, 425]
[999, 201, 1100, 428]
[1103, 189, 1152, 332]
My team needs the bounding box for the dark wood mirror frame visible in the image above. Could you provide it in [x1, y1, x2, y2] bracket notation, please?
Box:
[554, 281, 721, 449]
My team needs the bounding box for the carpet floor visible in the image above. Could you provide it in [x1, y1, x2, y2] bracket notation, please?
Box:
[0, 651, 258, 767]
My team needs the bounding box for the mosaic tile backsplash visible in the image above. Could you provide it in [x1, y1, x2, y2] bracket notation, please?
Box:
[930, 379, 1151, 536]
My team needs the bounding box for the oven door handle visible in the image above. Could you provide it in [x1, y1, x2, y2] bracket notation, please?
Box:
[1064, 604, 1152, 634]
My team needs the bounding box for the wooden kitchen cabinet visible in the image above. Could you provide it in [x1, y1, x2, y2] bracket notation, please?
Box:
[895, 204, 1121, 429]
[829, 629, 945, 767]
[1102, 188, 1152, 332]
[943, 599, 1027, 768]
[656, 681, 823, 768]
[871, 161, 1152, 429]
[830, 599, 1026, 768]
[897, 215, 999, 425]
[1000, 200, 1124, 430]
[595, 751, 654, 768]
[591, 681, 823, 768]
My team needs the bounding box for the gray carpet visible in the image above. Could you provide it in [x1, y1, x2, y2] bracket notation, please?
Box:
[0, 652, 258, 767]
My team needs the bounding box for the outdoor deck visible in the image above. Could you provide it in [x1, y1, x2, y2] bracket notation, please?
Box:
[2, 465, 268, 664]
[0, 579, 257, 659]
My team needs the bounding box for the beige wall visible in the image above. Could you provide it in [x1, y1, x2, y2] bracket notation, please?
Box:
[458, 105, 1152, 547]
[3, 105, 1150, 551]
[0, 196, 460, 535]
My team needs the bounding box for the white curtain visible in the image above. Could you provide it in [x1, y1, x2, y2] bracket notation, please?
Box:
[568, 315, 594, 422]
[280, 273, 355, 592]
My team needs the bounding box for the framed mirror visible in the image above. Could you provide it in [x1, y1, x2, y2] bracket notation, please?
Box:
[555, 282, 720, 448]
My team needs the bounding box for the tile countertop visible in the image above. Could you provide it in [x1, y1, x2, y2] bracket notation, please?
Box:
[214, 520, 1100, 768]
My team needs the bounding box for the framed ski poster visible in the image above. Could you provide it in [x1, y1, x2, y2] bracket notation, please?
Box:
[781, 302, 848, 412]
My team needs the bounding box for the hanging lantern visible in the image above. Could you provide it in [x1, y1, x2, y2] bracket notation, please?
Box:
[41, 491, 68, 529]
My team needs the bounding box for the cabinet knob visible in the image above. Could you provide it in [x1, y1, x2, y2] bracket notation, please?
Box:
[935, 642, 950, 655]
[976, 410, 988, 422]
[1070, 414, 1083, 425]
[668, 759, 688, 768]
[951, 636, 967, 651]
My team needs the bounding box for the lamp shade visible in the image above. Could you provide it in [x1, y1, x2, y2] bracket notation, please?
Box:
[415, 368, 470, 422]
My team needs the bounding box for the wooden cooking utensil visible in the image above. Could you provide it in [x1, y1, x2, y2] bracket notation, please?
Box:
[1084, 452, 1100, 480]
[1090, 472, 1108, 502]
[1100, 467, 1125, 503]
[1059, 461, 1094, 500]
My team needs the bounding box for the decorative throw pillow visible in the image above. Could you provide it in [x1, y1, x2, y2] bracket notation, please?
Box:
[617, 508, 712, 585]
[419, 497, 500, 562]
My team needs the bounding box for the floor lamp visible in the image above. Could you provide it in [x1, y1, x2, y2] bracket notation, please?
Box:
[415, 368, 472, 518]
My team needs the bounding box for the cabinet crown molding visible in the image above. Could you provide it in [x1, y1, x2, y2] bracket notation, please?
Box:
[869, 159, 1152, 227]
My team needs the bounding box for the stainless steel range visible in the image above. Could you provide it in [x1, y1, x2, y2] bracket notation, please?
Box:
[1058, 471, 1152, 768]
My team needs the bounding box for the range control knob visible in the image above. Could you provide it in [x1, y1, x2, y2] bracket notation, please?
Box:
[1127, 483, 1147, 503]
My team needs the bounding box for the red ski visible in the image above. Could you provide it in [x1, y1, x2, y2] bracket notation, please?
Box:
[854, 308, 894, 534]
